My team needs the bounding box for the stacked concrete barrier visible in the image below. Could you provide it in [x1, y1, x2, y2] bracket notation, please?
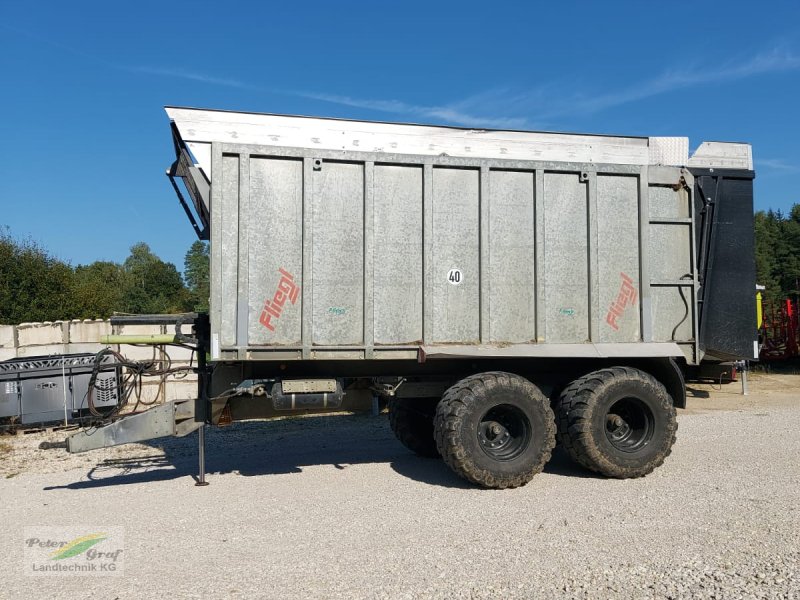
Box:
[0, 320, 197, 405]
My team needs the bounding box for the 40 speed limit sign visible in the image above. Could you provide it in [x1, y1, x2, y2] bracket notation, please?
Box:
[447, 268, 463, 286]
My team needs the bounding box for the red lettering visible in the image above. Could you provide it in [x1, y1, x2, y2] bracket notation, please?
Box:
[259, 268, 301, 333]
[288, 284, 299, 304]
[263, 301, 281, 318]
[605, 272, 638, 331]
[259, 310, 275, 332]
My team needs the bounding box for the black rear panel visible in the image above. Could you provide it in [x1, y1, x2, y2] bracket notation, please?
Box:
[692, 168, 757, 361]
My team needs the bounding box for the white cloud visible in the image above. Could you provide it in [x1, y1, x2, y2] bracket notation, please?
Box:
[757, 158, 799, 172]
[290, 46, 800, 127]
[127, 66, 255, 89]
[129, 45, 800, 128]
[291, 91, 529, 128]
[545, 47, 800, 117]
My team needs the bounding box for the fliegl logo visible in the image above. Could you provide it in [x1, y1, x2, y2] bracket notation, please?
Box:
[24, 527, 124, 576]
[606, 272, 638, 331]
[259, 268, 300, 332]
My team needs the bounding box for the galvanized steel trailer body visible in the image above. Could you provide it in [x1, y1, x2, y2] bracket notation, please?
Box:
[165, 107, 756, 370]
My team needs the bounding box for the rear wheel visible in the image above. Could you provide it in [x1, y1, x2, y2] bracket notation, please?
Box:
[434, 372, 556, 489]
[388, 397, 440, 458]
[555, 367, 677, 478]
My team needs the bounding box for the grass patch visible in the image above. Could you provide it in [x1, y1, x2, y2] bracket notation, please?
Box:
[0, 441, 11, 455]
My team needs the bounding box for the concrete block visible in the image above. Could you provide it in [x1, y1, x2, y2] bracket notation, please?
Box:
[17, 322, 67, 346]
[69, 320, 111, 343]
[117, 324, 163, 336]
[165, 380, 199, 401]
[64, 343, 104, 356]
[17, 344, 66, 358]
[166, 345, 195, 362]
[118, 344, 164, 361]
[0, 347, 17, 361]
[134, 382, 163, 405]
[0, 325, 16, 348]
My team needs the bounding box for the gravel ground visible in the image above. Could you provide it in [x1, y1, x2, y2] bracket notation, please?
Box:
[0, 373, 798, 599]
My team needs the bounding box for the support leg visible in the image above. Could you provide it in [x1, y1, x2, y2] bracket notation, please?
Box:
[741, 361, 749, 396]
[194, 313, 210, 486]
[195, 425, 209, 486]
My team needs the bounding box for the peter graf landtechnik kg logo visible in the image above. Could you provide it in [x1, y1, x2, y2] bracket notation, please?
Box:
[24, 526, 125, 576]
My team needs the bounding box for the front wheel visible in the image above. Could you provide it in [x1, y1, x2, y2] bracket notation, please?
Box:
[555, 367, 678, 478]
[434, 372, 556, 489]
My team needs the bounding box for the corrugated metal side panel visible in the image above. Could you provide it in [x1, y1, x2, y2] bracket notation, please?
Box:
[649, 224, 691, 281]
[651, 287, 693, 341]
[219, 155, 240, 347]
[487, 170, 536, 343]
[248, 157, 303, 345]
[648, 184, 695, 346]
[649, 185, 690, 219]
[543, 173, 589, 343]
[373, 165, 423, 344]
[596, 175, 641, 342]
[208, 143, 697, 361]
[430, 168, 480, 343]
[311, 162, 365, 345]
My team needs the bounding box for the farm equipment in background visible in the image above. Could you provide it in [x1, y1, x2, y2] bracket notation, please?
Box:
[759, 298, 800, 361]
[0, 353, 121, 430]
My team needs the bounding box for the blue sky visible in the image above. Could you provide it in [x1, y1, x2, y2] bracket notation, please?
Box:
[1, 1, 799, 270]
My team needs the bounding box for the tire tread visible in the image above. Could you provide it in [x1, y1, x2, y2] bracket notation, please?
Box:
[434, 372, 556, 489]
[388, 397, 440, 458]
[555, 367, 678, 478]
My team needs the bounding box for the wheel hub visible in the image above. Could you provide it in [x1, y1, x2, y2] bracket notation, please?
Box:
[477, 405, 532, 461]
[479, 421, 511, 448]
[606, 414, 631, 440]
[604, 397, 655, 453]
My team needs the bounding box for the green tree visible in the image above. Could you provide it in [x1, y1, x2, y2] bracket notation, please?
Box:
[754, 210, 782, 304]
[754, 205, 800, 304]
[779, 208, 800, 299]
[122, 242, 189, 314]
[183, 240, 210, 312]
[72, 261, 128, 319]
[0, 229, 77, 324]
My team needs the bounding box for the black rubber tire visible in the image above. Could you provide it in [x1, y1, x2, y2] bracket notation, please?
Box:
[388, 397, 441, 458]
[555, 367, 678, 479]
[433, 372, 556, 489]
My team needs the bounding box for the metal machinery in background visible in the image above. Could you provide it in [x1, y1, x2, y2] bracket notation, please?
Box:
[64, 314, 208, 474]
[759, 298, 799, 361]
[0, 353, 120, 426]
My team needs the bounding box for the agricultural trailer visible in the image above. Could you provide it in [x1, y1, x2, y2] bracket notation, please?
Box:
[65, 107, 757, 488]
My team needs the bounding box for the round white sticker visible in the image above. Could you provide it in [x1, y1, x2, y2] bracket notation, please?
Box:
[447, 268, 463, 286]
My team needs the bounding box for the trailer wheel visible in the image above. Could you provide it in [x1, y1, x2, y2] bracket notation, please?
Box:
[555, 367, 677, 478]
[388, 397, 440, 458]
[434, 372, 555, 489]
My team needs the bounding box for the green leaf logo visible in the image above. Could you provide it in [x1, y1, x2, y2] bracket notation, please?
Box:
[50, 533, 107, 560]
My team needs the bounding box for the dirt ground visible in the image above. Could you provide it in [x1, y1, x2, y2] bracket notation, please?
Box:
[0, 372, 797, 599]
[0, 371, 797, 479]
